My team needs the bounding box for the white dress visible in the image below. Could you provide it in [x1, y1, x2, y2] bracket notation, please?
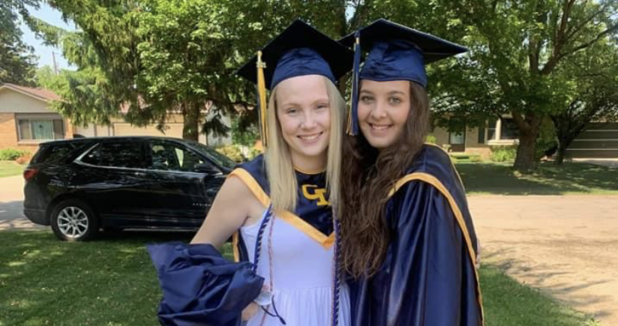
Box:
[239, 209, 351, 326]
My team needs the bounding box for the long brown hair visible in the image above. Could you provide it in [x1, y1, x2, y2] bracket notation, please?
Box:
[339, 81, 431, 278]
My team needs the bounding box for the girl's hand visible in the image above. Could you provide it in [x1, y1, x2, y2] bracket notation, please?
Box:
[242, 303, 259, 321]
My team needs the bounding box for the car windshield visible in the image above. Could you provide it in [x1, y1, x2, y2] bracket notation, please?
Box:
[187, 141, 237, 169]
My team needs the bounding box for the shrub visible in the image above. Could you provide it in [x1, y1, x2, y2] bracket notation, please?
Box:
[0, 149, 30, 161]
[231, 120, 259, 148]
[470, 155, 484, 163]
[426, 134, 437, 144]
[216, 145, 244, 163]
[489, 146, 517, 163]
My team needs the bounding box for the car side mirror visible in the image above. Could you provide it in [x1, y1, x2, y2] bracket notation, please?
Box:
[194, 163, 220, 175]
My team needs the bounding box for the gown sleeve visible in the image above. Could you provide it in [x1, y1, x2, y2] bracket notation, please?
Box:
[147, 242, 264, 326]
[378, 178, 482, 326]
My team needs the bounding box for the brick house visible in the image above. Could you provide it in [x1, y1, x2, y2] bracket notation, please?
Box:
[0, 83, 72, 153]
[0, 83, 231, 155]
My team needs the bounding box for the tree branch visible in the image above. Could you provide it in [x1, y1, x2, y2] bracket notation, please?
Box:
[561, 23, 618, 58]
[541, 0, 575, 75]
[564, 2, 610, 44]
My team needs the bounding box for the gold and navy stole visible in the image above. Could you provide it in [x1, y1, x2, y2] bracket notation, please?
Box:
[387, 143, 484, 320]
[230, 155, 335, 261]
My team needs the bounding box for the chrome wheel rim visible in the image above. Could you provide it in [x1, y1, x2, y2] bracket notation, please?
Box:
[57, 206, 89, 239]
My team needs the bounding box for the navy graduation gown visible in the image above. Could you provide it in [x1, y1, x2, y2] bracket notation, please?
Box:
[148, 243, 264, 326]
[351, 145, 483, 326]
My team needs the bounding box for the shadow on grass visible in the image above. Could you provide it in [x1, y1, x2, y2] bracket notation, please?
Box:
[0, 229, 218, 326]
[458, 162, 618, 195]
[482, 249, 609, 325]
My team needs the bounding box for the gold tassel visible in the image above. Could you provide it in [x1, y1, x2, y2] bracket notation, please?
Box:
[346, 36, 360, 135]
[257, 51, 268, 149]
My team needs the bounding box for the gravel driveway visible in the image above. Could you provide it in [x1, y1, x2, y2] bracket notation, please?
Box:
[470, 195, 618, 326]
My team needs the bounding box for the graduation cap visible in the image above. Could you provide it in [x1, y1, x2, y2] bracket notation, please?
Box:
[237, 19, 354, 147]
[339, 19, 468, 135]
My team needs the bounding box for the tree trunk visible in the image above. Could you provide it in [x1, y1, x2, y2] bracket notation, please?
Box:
[513, 128, 539, 173]
[182, 102, 200, 141]
[554, 134, 578, 165]
[554, 143, 567, 165]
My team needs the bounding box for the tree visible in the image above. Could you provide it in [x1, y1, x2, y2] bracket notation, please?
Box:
[32, 0, 353, 140]
[550, 41, 618, 164]
[438, 0, 618, 172]
[0, 0, 39, 85]
[31, 0, 491, 144]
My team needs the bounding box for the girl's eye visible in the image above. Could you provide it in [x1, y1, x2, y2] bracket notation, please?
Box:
[360, 95, 373, 103]
[286, 108, 298, 115]
[316, 103, 328, 110]
[389, 97, 402, 104]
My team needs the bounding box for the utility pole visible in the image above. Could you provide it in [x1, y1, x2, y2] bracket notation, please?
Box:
[52, 52, 59, 75]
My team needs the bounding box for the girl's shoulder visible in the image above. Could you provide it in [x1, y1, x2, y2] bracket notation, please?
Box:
[390, 144, 465, 200]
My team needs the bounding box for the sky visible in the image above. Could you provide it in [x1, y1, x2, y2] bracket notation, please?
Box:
[20, 2, 76, 70]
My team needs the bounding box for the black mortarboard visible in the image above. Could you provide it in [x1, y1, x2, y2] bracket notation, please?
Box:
[340, 19, 468, 135]
[236, 20, 354, 147]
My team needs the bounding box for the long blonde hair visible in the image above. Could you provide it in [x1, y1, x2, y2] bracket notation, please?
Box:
[265, 76, 345, 212]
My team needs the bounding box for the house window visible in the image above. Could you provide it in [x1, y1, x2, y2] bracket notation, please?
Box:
[449, 131, 465, 145]
[487, 118, 498, 140]
[18, 119, 65, 141]
[500, 118, 519, 140]
[478, 125, 485, 144]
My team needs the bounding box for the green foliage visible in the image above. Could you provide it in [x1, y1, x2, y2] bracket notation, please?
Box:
[216, 143, 260, 163]
[0, 148, 30, 161]
[425, 134, 437, 144]
[470, 155, 483, 163]
[231, 119, 259, 147]
[434, 0, 618, 171]
[536, 118, 557, 160]
[489, 146, 517, 163]
[0, 0, 39, 85]
[216, 144, 244, 163]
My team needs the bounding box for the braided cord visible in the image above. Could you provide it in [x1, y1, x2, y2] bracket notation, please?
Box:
[331, 213, 342, 326]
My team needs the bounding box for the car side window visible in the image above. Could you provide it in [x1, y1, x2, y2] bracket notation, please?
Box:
[81, 142, 145, 168]
[33, 143, 79, 165]
[147, 141, 208, 172]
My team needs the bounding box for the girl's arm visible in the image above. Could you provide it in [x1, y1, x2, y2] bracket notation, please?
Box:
[191, 175, 254, 248]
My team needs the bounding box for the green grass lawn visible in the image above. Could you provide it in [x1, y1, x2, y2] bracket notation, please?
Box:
[0, 161, 25, 178]
[0, 230, 598, 326]
[457, 162, 618, 195]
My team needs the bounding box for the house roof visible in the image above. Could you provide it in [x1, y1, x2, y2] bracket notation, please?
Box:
[0, 83, 61, 102]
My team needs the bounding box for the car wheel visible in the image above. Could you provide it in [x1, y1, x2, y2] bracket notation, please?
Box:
[50, 199, 99, 241]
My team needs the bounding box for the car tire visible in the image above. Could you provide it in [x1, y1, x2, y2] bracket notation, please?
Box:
[50, 199, 99, 242]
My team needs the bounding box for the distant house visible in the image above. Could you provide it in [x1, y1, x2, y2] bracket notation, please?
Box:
[432, 116, 520, 157]
[566, 122, 618, 158]
[0, 83, 70, 153]
[0, 83, 231, 154]
[432, 116, 618, 159]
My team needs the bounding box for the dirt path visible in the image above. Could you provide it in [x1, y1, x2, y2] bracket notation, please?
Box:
[469, 195, 618, 326]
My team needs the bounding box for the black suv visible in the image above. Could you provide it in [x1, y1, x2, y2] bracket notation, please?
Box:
[23, 137, 236, 241]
